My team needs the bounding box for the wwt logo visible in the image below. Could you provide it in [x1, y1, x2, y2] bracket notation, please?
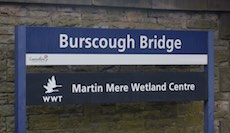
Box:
[43, 75, 62, 93]
[42, 76, 63, 103]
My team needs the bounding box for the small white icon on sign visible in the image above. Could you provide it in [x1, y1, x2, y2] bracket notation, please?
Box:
[43, 76, 62, 94]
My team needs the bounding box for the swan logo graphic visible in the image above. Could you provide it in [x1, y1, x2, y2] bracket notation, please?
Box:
[43, 76, 62, 94]
[42, 76, 63, 103]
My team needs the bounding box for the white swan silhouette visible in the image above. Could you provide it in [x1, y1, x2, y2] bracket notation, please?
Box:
[43, 76, 62, 94]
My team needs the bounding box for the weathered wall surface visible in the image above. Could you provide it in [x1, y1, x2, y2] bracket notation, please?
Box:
[0, 1, 229, 133]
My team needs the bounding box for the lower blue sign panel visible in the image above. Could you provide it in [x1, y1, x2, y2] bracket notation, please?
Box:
[26, 72, 207, 105]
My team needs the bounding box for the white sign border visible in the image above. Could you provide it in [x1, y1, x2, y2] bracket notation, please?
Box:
[26, 54, 208, 66]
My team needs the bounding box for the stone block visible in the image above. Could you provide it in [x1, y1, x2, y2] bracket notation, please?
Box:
[106, 9, 126, 22]
[214, 47, 229, 65]
[116, 103, 145, 113]
[74, 127, 91, 133]
[62, 105, 83, 114]
[0, 82, 14, 93]
[93, 0, 152, 9]
[0, 5, 20, 16]
[214, 77, 220, 92]
[215, 92, 230, 101]
[187, 19, 217, 29]
[90, 114, 120, 123]
[220, 120, 230, 133]
[82, 8, 107, 21]
[83, 104, 102, 116]
[26, 129, 52, 133]
[214, 120, 220, 133]
[157, 17, 187, 29]
[59, 115, 82, 129]
[145, 128, 165, 133]
[215, 101, 229, 112]
[215, 111, 229, 119]
[208, 0, 230, 11]
[101, 104, 116, 115]
[124, 10, 147, 22]
[26, 5, 56, 11]
[0, 16, 17, 25]
[95, 122, 120, 133]
[51, 15, 81, 27]
[0, 104, 14, 116]
[179, 127, 200, 133]
[142, 110, 161, 119]
[116, 120, 144, 132]
[6, 67, 14, 82]
[29, 115, 59, 130]
[28, 10, 50, 17]
[144, 119, 175, 129]
[7, 93, 14, 104]
[165, 127, 180, 133]
[18, 17, 51, 25]
[6, 116, 14, 132]
[0, 26, 14, 35]
[217, 40, 230, 47]
[27, 105, 82, 115]
[220, 68, 230, 91]
[148, 11, 190, 20]
[0, 117, 6, 133]
[0, 59, 6, 71]
[0, 94, 8, 105]
[219, 14, 230, 39]
[151, 0, 207, 10]
[0, 71, 6, 82]
[15, 9, 27, 17]
[7, 45, 14, 59]
[57, 6, 75, 12]
[0, 35, 14, 44]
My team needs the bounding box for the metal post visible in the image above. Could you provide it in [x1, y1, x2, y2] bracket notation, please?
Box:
[204, 32, 214, 133]
[15, 26, 26, 133]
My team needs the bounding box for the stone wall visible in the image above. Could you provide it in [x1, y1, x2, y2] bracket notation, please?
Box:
[0, 1, 229, 133]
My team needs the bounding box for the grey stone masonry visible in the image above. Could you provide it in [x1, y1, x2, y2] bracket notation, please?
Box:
[0, 1, 230, 133]
[0, 0, 230, 11]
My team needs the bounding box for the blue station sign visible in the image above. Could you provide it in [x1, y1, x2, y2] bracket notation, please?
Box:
[26, 27, 208, 54]
[26, 72, 207, 105]
[25, 26, 208, 65]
